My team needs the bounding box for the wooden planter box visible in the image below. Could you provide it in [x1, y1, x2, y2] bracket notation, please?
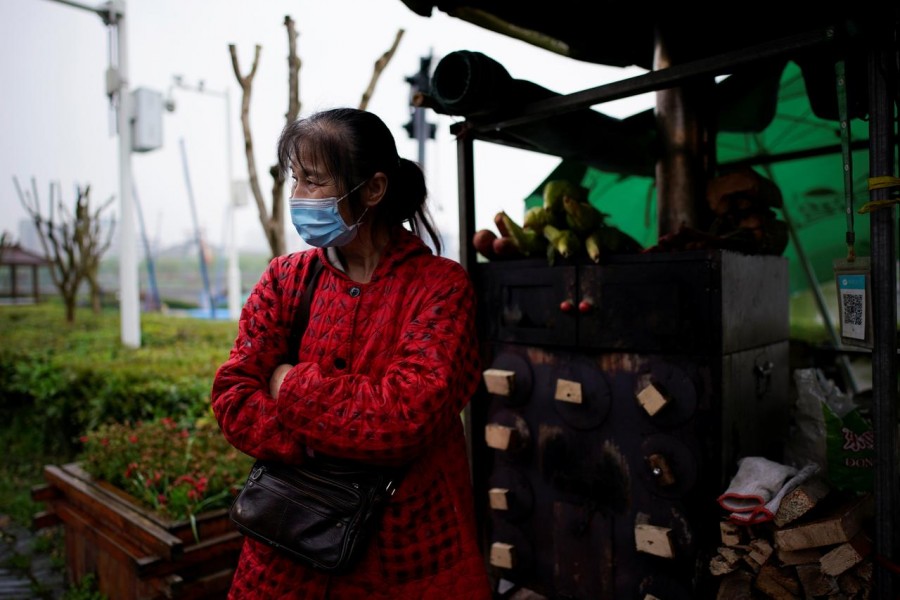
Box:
[32, 463, 243, 599]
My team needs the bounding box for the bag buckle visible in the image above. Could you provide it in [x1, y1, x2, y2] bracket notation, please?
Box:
[249, 465, 265, 482]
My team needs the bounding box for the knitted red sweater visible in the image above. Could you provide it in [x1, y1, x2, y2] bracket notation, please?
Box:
[212, 230, 491, 599]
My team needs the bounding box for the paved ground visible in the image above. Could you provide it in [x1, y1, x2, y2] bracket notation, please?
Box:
[0, 516, 66, 600]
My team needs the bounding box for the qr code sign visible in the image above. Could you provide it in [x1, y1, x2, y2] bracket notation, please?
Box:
[838, 274, 867, 340]
[842, 292, 864, 326]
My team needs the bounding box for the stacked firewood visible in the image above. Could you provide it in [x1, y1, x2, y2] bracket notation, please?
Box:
[709, 479, 875, 599]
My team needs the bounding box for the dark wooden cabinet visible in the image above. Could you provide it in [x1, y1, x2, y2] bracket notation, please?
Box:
[478, 250, 788, 354]
[473, 249, 790, 599]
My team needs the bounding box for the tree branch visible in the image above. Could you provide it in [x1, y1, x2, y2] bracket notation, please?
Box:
[229, 43, 276, 255]
[285, 15, 301, 123]
[359, 29, 405, 110]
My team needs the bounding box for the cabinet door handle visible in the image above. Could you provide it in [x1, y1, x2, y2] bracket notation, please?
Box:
[578, 298, 595, 314]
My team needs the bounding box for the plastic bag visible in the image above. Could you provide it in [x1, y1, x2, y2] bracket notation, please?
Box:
[785, 368, 873, 492]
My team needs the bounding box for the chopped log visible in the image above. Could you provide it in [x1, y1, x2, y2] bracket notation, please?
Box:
[720, 546, 745, 567]
[773, 494, 873, 551]
[637, 383, 668, 416]
[748, 538, 774, 566]
[743, 554, 762, 573]
[716, 569, 753, 600]
[488, 488, 509, 511]
[710, 546, 747, 575]
[554, 378, 582, 404]
[777, 547, 822, 566]
[634, 523, 674, 558]
[490, 542, 515, 569]
[796, 563, 840, 597]
[709, 555, 739, 576]
[485, 424, 516, 450]
[483, 368, 516, 397]
[754, 563, 802, 599]
[774, 478, 830, 527]
[820, 532, 872, 577]
[837, 569, 863, 596]
[720, 520, 744, 546]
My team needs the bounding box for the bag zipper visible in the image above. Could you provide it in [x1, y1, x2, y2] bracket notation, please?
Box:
[256, 464, 362, 511]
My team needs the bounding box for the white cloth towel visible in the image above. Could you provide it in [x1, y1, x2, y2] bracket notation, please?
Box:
[718, 457, 819, 524]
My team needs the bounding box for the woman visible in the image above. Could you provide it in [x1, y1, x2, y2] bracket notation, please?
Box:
[212, 108, 491, 599]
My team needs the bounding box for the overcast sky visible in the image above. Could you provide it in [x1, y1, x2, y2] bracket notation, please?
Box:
[1, 0, 652, 261]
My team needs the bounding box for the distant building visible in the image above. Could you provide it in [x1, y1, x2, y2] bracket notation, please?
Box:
[0, 243, 51, 302]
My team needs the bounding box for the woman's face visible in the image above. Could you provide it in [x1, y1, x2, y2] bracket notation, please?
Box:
[289, 156, 357, 226]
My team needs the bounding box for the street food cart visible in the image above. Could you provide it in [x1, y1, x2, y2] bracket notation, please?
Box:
[399, 3, 898, 598]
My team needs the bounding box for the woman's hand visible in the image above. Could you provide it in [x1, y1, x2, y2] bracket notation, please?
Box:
[269, 364, 293, 399]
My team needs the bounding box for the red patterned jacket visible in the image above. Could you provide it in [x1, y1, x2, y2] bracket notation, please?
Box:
[212, 229, 491, 599]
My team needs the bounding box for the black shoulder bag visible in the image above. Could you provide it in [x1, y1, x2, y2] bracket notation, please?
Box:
[229, 254, 404, 574]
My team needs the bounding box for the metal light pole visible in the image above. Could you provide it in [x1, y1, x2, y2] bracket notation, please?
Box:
[404, 53, 437, 168]
[44, 0, 141, 347]
[168, 76, 242, 320]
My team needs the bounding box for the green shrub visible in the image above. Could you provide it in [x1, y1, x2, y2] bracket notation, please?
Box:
[0, 302, 240, 525]
[0, 303, 237, 445]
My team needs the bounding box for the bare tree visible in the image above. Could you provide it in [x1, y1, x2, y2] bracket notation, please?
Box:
[75, 186, 116, 313]
[13, 177, 115, 322]
[230, 16, 405, 258]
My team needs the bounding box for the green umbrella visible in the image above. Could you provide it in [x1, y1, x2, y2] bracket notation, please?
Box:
[524, 61, 872, 299]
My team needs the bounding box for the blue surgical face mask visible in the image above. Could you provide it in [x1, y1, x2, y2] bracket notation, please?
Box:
[289, 180, 368, 248]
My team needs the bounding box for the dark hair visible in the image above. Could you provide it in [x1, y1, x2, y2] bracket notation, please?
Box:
[277, 108, 442, 253]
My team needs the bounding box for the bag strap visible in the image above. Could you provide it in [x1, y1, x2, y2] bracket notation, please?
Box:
[287, 253, 325, 360]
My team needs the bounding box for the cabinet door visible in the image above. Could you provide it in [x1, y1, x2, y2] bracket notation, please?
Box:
[477, 261, 578, 347]
[577, 261, 714, 353]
